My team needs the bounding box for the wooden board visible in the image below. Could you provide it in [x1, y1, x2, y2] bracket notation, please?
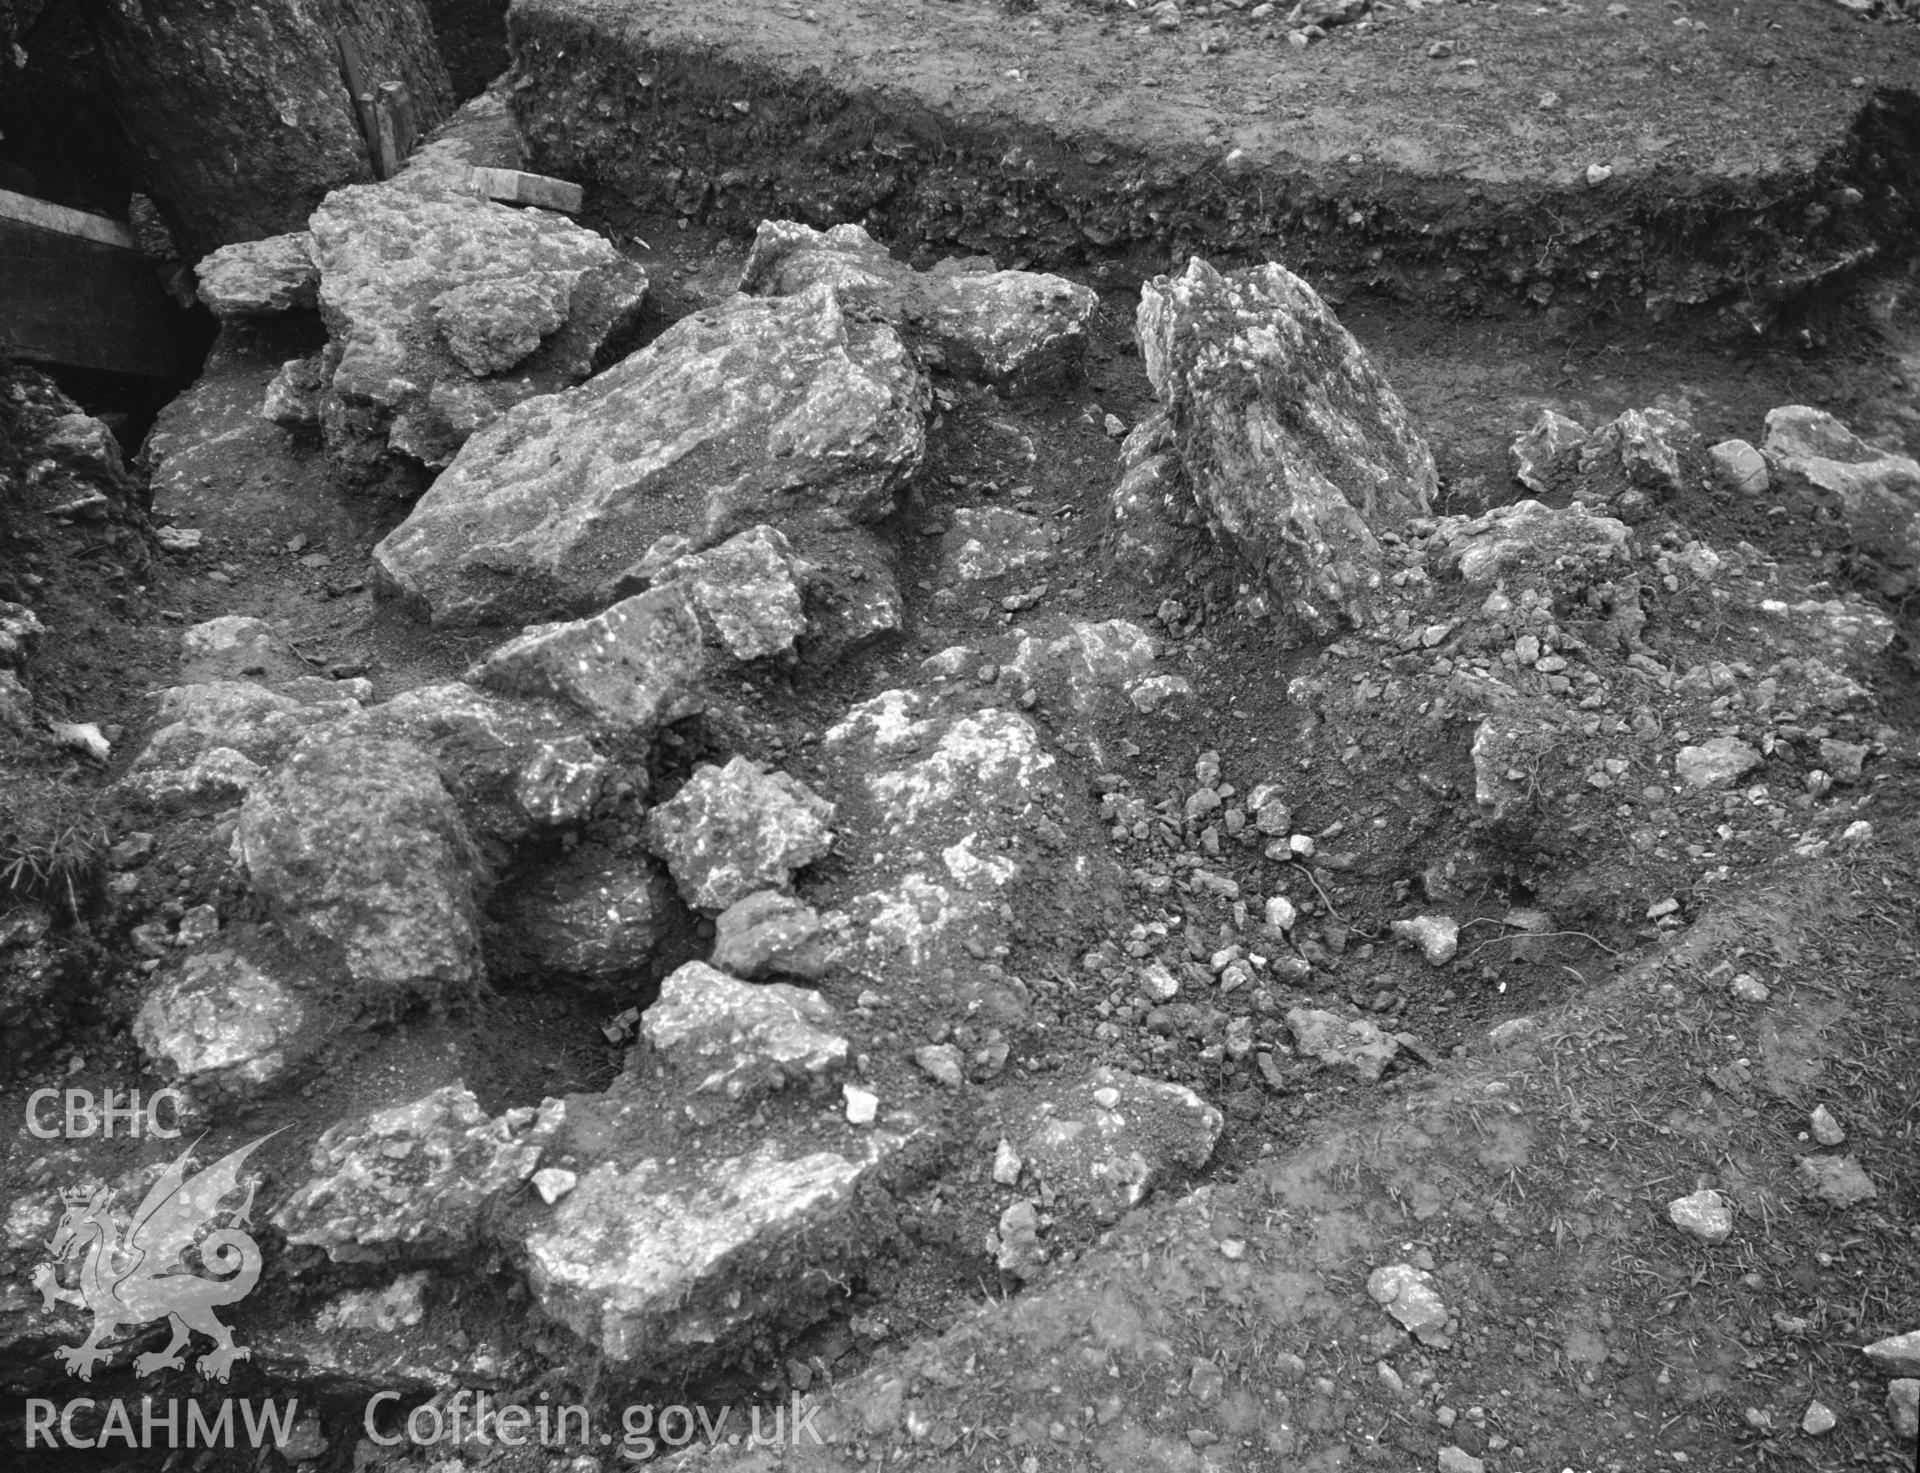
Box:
[0, 215, 205, 381]
[468, 167, 585, 214]
[0, 187, 138, 250]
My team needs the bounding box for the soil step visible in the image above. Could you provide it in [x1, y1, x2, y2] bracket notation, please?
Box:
[505, 0, 1920, 326]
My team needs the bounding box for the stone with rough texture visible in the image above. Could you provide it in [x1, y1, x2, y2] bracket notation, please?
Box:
[1017, 1067, 1223, 1223]
[333, 683, 616, 844]
[516, 1127, 911, 1378]
[1005, 619, 1183, 718]
[274, 1084, 561, 1262]
[1367, 1263, 1450, 1344]
[88, 0, 451, 262]
[177, 615, 305, 685]
[1137, 256, 1436, 631]
[134, 950, 306, 1091]
[710, 890, 839, 981]
[1800, 1399, 1836, 1436]
[1762, 407, 1920, 586]
[310, 163, 648, 491]
[121, 680, 366, 808]
[1287, 1007, 1400, 1082]
[940, 507, 1056, 581]
[646, 757, 836, 912]
[1431, 499, 1631, 586]
[824, 689, 1059, 984]
[1438, 1449, 1486, 1473]
[467, 586, 706, 736]
[1510, 410, 1588, 496]
[1675, 737, 1764, 791]
[1391, 914, 1459, 966]
[263, 353, 327, 432]
[373, 285, 928, 626]
[196, 233, 319, 319]
[648, 524, 812, 661]
[1890, 1381, 1919, 1442]
[493, 845, 674, 985]
[233, 733, 488, 1006]
[1709, 438, 1769, 496]
[639, 961, 848, 1106]
[739, 220, 1096, 389]
[1864, 1331, 1920, 1378]
[1594, 406, 1689, 493]
[1667, 1189, 1734, 1244]
[1797, 1154, 1877, 1207]
[1810, 1104, 1847, 1146]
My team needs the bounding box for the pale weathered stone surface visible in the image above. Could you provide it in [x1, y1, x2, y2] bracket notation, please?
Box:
[233, 733, 488, 1006]
[90, 0, 451, 261]
[1005, 619, 1189, 718]
[1390, 914, 1459, 966]
[1137, 256, 1436, 631]
[1797, 1154, 1877, 1207]
[467, 586, 706, 737]
[333, 683, 616, 843]
[196, 233, 319, 319]
[1709, 438, 1769, 496]
[1368, 1263, 1450, 1344]
[1429, 499, 1631, 586]
[134, 950, 306, 1090]
[1589, 406, 1690, 494]
[308, 158, 647, 491]
[710, 890, 839, 981]
[1763, 406, 1920, 586]
[1667, 1189, 1734, 1244]
[1017, 1068, 1223, 1224]
[177, 615, 306, 685]
[1510, 409, 1588, 496]
[740, 220, 1096, 389]
[939, 507, 1056, 581]
[1675, 737, 1764, 791]
[645, 757, 836, 912]
[493, 844, 674, 985]
[649, 524, 812, 662]
[1889, 1380, 1920, 1442]
[1286, 1007, 1400, 1082]
[121, 679, 366, 808]
[263, 353, 327, 432]
[517, 1129, 909, 1377]
[1865, 1330, 1920, 1378]
[372, 285, 928, 626]
[638, 961, 848, 1106]
[274, 1084, 561, 1262]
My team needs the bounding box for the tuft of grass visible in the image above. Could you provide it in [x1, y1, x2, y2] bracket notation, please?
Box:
[0, 771, 107, 918]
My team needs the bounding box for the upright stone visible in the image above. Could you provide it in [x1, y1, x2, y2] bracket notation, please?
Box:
[1137, 256, 1436, 632]
[89, 0, 452, 261]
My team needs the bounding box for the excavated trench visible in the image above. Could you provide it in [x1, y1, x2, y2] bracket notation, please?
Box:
[4, 0, 1920, 1465]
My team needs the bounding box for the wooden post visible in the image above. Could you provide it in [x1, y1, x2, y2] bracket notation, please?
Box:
[335, 32, 382, 175]
[379, 81, 418, 160]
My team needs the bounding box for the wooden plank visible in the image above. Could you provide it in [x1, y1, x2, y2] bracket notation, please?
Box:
[335, 31, 382, 174]
[467, 167, 584, 214]
[0, 217, 204, 381]
[0, 187, 138, 251]
[379, 80, 418, 162]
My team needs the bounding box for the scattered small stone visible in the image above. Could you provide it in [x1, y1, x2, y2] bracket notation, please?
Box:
[1800, 1399, 1836, 1436]
[1366, 1262, 1450, 1346]
[1810, 1104, 1846, 1146]
[994, 1199, 1047, 1279]
[1675, 736, 1763, 790]
[1864, 1330, 1920, 1377]
[1264, 895, 1297, 932]
[1840, 819, 1873, 848]
[1667, 1189, 1733, 1244]
[532, 1167, 578, 1205]
[1889, 1380, 1919, 1442]
[1797, 1154, 1877, 1208]
[1390, 914, 1458, 965]
[1729, 974, 1770, 1003]
[1439, 1449, 1485, 1473]
[1586, 163, 1613, 186]
[843, 1084, 879, 1124]
[914, 1043, 965, 1088]
[992, 1139, 1022, 1186]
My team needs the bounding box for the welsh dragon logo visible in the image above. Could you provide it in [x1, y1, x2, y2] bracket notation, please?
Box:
[31, 1131, 280, 1383]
